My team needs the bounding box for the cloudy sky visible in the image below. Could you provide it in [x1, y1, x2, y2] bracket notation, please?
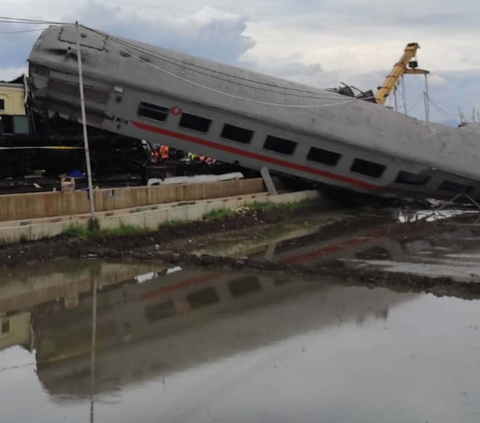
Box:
[2, 0, 480, 125]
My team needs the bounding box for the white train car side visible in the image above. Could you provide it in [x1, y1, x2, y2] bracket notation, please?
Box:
[28, 25, 480, 199]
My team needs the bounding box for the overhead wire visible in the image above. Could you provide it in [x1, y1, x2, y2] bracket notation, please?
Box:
[0, 20, 370, 108]
[82, 26, 362, 109]
[0, 16, 74, 36]
[395, 93, 424, 114]
[0, 28, 48, 35]
[0, 16, 72, 25]
[83, 25, 364, 103]
[427, 94, 458, 119]
[429, 103, 455, 120]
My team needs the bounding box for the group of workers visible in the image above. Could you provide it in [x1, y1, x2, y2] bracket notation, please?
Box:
[152, 144, 170, 162]
[151, 144, 212, 164]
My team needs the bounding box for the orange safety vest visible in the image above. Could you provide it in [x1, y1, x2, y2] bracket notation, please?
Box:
[160, 145, 169, 160]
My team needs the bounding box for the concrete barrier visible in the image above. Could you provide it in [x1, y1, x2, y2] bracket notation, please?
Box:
[0, 190, 320, 244]
[0, 178, 265, 222]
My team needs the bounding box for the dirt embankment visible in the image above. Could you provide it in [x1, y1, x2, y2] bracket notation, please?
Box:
[0, 204, 328, 268]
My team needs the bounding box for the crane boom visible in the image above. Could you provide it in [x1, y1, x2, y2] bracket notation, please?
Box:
[375, 42, 429, 105]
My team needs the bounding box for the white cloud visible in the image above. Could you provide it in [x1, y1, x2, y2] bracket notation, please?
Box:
[64, 2, 255, 64]
[1, 0, 480, 125]
[0, 66, 28, 82]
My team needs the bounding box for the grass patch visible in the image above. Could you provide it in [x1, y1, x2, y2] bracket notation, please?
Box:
[243, 198, 311, 212]
[159, 219, 185, 229]
[63, 225, 89, 239]
[63, 223, 147, 239]
[202, 199, 313, 221]
[202, 208, 236, 220]
[100, 224, 147, 237]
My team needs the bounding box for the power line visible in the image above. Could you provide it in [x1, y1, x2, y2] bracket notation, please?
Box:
[0, 16, 72, 25]
[83, 26, 362, 109]
[83, 26, 359, 102]
[0, 28, 47, 35]
[427, 95, 458, 119]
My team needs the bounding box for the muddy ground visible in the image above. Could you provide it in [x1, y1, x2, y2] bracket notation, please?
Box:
[1, 200, 480, 300]
[0, 202, 336, 266]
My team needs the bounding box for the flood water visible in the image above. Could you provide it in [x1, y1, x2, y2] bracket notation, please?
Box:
[1, 258, 480, 422]
[245, 209, 480, 282]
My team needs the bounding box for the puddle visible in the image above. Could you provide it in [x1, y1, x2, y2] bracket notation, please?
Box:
[236, 209, 480, 282]
[395, 209, 478, 223]
[1, 259, 480, 422]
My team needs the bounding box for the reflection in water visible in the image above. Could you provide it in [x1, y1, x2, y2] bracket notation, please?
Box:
[0, 259, 413, 410]
[244, 209, 480, 281]
[2, 209, 480, 422]
[1, 257, 480, 422]
[90, 278, 97, 423]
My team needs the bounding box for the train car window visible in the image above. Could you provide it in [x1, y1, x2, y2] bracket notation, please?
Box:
[1, 320, 9, 334]
[355, 246, 392, 260]
[221, 124, 254, 144]
[179, 113, 212, 133]
[187, 287, 219, 309]
[145, 300, 176, 323]
[84, 86, 110, 104]
[351, 158, 386, 178]
[264, 135, 297, 155]
[138, 102, 169, 122]
[0, 99, 4, 110]
[438, 181, 474, 194]
[307, 146, 341, 166]
[13, 116, 30, 135]
[229, 277, 261, 298]
[395, 171, 430, 186]
[1, 116, 14, 134]
[48, 79, 78, 97]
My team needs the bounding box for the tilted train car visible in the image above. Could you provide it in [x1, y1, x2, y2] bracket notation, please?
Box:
[28, 25, 480, 199]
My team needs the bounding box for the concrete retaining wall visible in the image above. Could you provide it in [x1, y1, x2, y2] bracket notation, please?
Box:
[0, 178, 265, 222]
[0, 190, 320, 244]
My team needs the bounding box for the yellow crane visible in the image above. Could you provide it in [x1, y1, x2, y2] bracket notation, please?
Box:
[375, 42, 429, 105]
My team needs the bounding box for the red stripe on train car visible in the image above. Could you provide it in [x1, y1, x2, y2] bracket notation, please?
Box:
[131, 120, 381, 191]
[139, 272, 224, 301]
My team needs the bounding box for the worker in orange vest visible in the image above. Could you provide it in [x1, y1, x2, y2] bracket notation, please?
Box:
[159, 145, 169, 160]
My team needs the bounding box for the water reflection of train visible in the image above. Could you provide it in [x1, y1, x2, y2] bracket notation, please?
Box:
[0, 260, 415, 401]
[248, 210, 480, 280]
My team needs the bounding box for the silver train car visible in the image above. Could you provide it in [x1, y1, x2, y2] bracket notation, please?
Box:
[28, 25, 480, 200]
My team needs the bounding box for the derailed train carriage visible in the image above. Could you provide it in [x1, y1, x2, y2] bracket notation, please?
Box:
[28, 25, 480, 200]
[0, 77, 154, 179]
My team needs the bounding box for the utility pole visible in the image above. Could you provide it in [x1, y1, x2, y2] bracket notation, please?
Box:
[424, 74, 430, 122]
[76, 22, 95, 219]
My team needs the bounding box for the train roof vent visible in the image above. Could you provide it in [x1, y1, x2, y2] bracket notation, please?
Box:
[58, 26, 105, 51]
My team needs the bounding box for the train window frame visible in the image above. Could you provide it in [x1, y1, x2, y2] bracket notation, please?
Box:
[221, 124, 254, 144]
[137, 102, 169, 123]
[395, 171, 431, 186]
[145, 300, 176, 322]
[350, 158, 386, 178]
[263, 135, 297, 156]
[187, 287, 219, 309]
[0, 99, 5, 111]
[307, 146, 341, 166]
[179, 113, 212, 133]
[228, 276, 262, 298]
[437, 180, 474, 194]
[48, 79, 78, 98]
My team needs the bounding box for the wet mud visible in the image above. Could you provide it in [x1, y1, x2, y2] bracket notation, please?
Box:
[1, 203, 480, 300]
